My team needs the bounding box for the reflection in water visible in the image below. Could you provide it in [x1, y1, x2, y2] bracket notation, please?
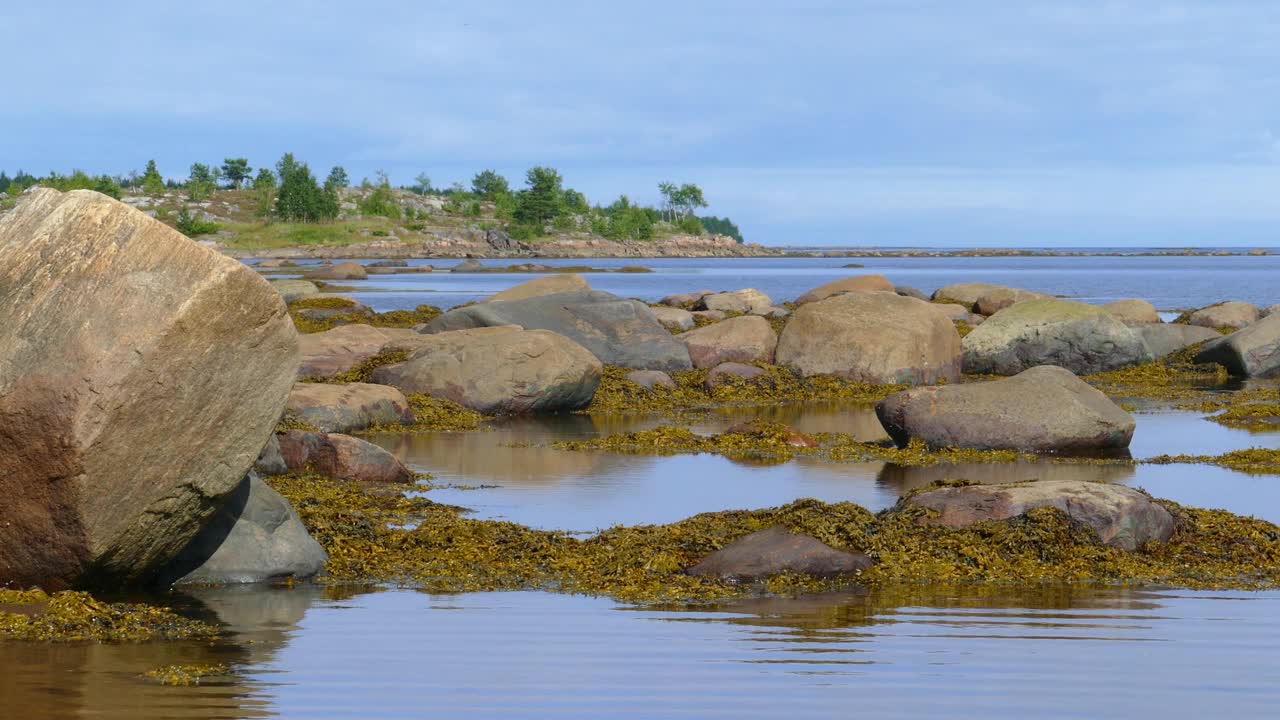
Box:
[876, 460, 1138, 496]
[10, 586, 1272, 719]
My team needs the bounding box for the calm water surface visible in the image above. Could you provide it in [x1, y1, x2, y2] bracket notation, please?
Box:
[260, 255, 1280, 311]
[8, 257, 1279, 718]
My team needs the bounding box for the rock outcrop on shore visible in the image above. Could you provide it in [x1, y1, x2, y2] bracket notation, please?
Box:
[776, 293, 961, 384]
[876, 366, 1135, 453]
[372, 326, 603, 414]
[961, 299, 1151, 375]
[0, 189, 300, 590]
[900, 480, 1174, 551]
[422, 290, 693, 371]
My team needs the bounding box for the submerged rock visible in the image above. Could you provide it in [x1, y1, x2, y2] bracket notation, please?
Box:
[794, 274, 893, 304]
[421, 290, 692, 371]
[275, 431, 413, 483]
[876, 365, 1135, 453]
[158, 474, 326, 586]
[961, 299, 1151, 375]
[1138, 324, 1221, 359]
[1193, 313, 1280, 378]
[1187, 301, 1260, 330]
[678, 315, 778, 368]
[686, 527, 873, 581]
[306, 261, 367, 281]
[900, 480, 1174, 551]
[0, 189, 298, 590]
[776, 292, 961, 384]
[286, 382, 415, 433]
[372, 326, 602, 414]
[1103, 299, 1160, 326]
[485, 273, 590, 303]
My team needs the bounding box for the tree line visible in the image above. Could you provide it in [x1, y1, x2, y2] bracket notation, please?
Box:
[1, 157, 745, 243]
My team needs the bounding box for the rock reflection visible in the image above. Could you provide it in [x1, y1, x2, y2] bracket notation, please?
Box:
[876, 460, 1138, 496]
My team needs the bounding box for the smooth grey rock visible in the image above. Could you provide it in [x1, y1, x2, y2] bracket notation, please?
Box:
[421, 290, 692, 371]
[1194, 313, 1280, 377]
[625, 370, 676, 390]
[1138, 324, 1221, 359]
[687, 527, 873, 581]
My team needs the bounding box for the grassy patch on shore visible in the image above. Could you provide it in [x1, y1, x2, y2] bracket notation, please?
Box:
[265, 474, 1280, 601]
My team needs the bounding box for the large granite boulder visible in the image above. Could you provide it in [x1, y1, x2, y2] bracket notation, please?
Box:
[276, 431, 413, 483]
[776, 293, 961, 384]
[961, 299, 1152, 375]
[677, 316, 777, 368]
[297, 324, 419, 380]
[931, 282, 1005, 311]
[1186, 301, 1260, 330]
[974, 287, 1052, 316]
[696, 288, 772, 314]
[372, 326, 602, 414]
[421, 290, 692, 371]
[686, 527, 873, 581]
[0, 189, 299, 590]
[1138, 324, 1222, 359]
[157, 473, 326, 586]
[286, 382, 415, 433]
[899, 480, 1174, 551]
[794, 274, 894, 305]
[485, 274, 590, 303]
[875, 365, 1135, 453]
[1103, 299, 1160, 326]
[1193, 313, 1280, 377]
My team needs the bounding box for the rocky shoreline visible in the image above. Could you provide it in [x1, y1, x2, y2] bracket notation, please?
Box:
[3, 188, 1280, 642]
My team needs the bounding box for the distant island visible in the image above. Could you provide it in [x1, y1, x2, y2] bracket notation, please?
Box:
[0, 157, 770, 259]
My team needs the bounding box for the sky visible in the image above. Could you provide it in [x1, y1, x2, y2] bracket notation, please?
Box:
[4, 1, 1280, 247]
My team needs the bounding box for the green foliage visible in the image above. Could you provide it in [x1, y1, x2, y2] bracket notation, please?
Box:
[513, 166, 564, 230]
[186, 163, 215, 201]
[699, 215, 744, 243]
[275, 153, 339, 222]
[411, 172, 433, 195]
[658, 181, 709, 221]
[325, 166, 349, 190]
[465, 200, 482, 218]
[595, 195, 654, 240]
[471, 169, 509, 199]
[251, 168, 277, 218]
[141, 160, 165, 195]
[220, 158, 252, 188]
[0, 171, 10, 194]
[23, 170, 122, 199]
[175, 207, 221, 236]
[359, 171, 402, 219]
[676, 215, 704, 235]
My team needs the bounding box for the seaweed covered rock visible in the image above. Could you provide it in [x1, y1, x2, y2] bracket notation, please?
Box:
[900, 480, 1174, 551]
[275, 431, 413, 483]
[961, 299, 1151, 375]
[776, 292, 961, 384]
[1103, 299, 1160, 326]
[1186, 301, 1260, 330]
[696, 288, 772, 314]
[794, 274, 893, 305]
[297, 324, 418, 379]
[931, 282, 1005, 311]
[974, 287, 1052, 316]
[0, 188, 299, 589]
[286, 382, 415, 433]
[372, 326, 602, 414]
[485, 273, 590, 303]
[876, 365, 1135, 453]
[1138, 324, 1222, 359]
[306, 261, 367, 281]
[421, 290, 692, 371]
[678, 316, 778, 368]
[157, 473, 326, 586]
[686, 527, 873, 581]
[1193, 313, 1280, 378]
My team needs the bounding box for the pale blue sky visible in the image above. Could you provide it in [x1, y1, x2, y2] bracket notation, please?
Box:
[4, 1, 1280, 246]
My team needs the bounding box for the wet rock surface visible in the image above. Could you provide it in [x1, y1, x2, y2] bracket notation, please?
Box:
[687, 527, 873, 581]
